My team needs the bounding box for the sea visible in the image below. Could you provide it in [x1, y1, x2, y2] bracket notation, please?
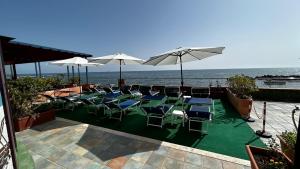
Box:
[19, 68, 300, 89]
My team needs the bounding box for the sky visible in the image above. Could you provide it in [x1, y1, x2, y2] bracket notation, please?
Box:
[0, 0, 300, 74]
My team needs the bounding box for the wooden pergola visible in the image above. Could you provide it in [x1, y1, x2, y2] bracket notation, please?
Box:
[0, 35, 92, 79]
[0, 35, 93, 168]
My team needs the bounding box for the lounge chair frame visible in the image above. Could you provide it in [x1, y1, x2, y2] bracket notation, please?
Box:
[141, 104, 174, 128]
[191, 87, 210, 98]
[180, 86, 192, 96]
[151, 85, 166, 95]
[60, 96, 83, 111]
[81, 98, 108, 115]
[105, 99, 141, 121]
[186, 105, 212, 133]
[42, 94, 66, 109]
[121, 85, 142, 98]
[165, 86, 182, 98]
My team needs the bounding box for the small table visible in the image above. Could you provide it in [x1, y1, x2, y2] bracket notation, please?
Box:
[171, 110, 186, 127]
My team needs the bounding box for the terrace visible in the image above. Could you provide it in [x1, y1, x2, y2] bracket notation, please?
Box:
[15, 86, 299, 168]
[17, 118, 250, 169]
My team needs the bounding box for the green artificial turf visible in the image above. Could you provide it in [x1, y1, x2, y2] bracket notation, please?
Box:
[17, 140, 35, 169]
[56, 98, 266, 160]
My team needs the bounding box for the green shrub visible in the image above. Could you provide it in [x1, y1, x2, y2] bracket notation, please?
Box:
[227, 75, 258, 99]
[46, 74, 65, 89]
[7, 76, 63, 118]
[280, 130, 297, 149]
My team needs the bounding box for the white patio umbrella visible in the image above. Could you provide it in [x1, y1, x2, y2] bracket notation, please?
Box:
[50, 57, 102, 84]
[91, 53, 145, 87]
[144, 47, 225, 87]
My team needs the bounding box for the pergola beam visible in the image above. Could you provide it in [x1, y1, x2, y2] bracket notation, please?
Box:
[0, 35, 92, 80]
[0, 36, 92, 65]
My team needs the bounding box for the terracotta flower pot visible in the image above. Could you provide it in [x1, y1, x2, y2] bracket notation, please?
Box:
[14, 116, 34, 132]
[14, 109, 56, 132]
[227, 89, 253, 119]
[32, 109, 56, 126]
[246, 145, 293, 169]
[277, 135, 295, 162]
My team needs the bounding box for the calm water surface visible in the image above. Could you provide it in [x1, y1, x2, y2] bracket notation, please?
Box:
[21, 68, 300, 88]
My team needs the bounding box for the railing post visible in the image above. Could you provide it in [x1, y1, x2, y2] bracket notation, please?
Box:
[256, 102, 272, 138]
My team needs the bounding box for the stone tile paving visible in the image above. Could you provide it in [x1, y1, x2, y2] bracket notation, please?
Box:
[16, 118, 250, 169]
[249, 101, 299, 145]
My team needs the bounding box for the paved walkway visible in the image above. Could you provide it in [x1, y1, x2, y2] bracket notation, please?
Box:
[249, 101, 299, 145]
[16, 118, 250, 169]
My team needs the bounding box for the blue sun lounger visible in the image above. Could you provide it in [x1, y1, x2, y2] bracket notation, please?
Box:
[80, 98, 108, 115]
[105, 91, 122, 98]
[186, 105, 212, 133]
[59, 96, 84, 111]
[184, 97, 213, 105]
[105, 99, 141, 121]
[142, 95, 165, 101]
[121, 85, 142, 98]
[141, 104, 173, 128]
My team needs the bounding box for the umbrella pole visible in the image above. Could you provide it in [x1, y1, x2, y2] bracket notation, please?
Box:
[85, 66, 88, 84]
[72, 66, 75, 79]
[67, 66, 70, 81]
[77, 64, 80, 85]
[78, 64, 82, 96]
[180, 55, 184, 88]
[119, 59, 122, 89]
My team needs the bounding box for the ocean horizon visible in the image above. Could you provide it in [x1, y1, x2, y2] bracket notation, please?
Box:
[16, 67, 300, 74]
[15, 67, 300, 88]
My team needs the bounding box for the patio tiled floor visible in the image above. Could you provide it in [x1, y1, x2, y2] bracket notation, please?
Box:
[16, 118, 250, 169]
[249, 101, 299, 145]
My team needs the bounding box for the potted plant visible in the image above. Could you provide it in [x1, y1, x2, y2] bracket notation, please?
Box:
[246, 138, 293, 169]
[227, 75, 258, 121]
[8, 77, 60, 131]
[277, 130, 296, 162]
